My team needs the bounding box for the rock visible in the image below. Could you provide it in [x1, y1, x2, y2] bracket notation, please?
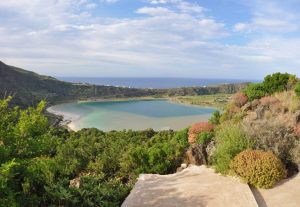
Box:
[256, 106, 266, 120]
[294, 110, 300, 124]
[241, 102, 252, 112]
[69, 177, 80, 188]
[206, 141, 216, 163]
[176, 167, 184, 172]
[251, 99, 260, 109]
[181, 163, 187, 169]
[176, 163, 188, 172]
[185, 144, 208, 165]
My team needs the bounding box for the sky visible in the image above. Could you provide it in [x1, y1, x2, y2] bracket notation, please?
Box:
[1, 0, 300, 79]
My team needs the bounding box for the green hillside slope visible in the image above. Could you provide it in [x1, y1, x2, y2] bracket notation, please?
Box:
[0, 61, 249, 107]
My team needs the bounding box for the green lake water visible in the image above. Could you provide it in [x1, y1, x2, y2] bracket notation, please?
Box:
[48, 100, 216, 131]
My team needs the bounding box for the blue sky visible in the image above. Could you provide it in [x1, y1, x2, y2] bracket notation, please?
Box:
[1, 0, 300, 79]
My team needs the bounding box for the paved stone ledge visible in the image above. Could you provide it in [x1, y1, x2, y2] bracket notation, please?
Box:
[122, 165, 258, 207]
[251, 173, 300, 207]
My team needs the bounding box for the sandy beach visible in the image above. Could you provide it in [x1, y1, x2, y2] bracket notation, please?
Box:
[47, 105, 81, 131]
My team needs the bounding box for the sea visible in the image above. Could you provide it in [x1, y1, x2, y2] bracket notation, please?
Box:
[58, 77, 255, 89]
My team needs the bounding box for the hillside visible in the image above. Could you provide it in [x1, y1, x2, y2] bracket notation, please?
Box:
[0, 61, 155, 107]
[0, 61, 248, 107]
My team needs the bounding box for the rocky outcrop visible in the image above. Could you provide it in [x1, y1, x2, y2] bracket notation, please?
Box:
[185, 144, 208, 165]
[206, 141, 216, 163]
[294, 110, 300, 124]
[256, 106, 266, 120]
[242, 99, 260, 112]
[241, 102, 252, 112]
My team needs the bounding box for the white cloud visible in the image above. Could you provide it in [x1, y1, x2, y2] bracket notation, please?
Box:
[234, 0, 300, 33]
[85, 3, 97, 9]
[101, 0, 118, 3]
[233, 23, 251, 32]
[149, 0, 168, 4]
[136, 7, 172, 16]
[176, 1, 203, 14]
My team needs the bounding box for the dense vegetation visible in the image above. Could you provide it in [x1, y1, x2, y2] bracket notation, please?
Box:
[212, 123, 253, 173]
[0, 97, 189, 206]
[206, 72, 300, 188]
[0, 61, 248, 108]
[243, 72, 297, 100]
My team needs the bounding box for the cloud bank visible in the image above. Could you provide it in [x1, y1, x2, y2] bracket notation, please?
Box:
[0, 0, 300, 79]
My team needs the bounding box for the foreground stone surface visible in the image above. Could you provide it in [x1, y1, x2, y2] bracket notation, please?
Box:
[252, 173, 300, 207]
[122, 165, 258, 207]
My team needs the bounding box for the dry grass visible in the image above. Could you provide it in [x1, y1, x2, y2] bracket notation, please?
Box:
[274, 91, 300, 113]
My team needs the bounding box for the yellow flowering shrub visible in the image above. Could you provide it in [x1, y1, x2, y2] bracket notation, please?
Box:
[230, 149, 287, 188]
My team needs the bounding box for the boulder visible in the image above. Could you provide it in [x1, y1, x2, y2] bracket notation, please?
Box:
[256, 106, 266, 120]
[185, 144, 208, 165]
[206, 141, 216, 163]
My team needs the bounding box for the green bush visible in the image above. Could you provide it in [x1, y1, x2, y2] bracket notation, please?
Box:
[243, 83, 266, 101]
[230, 149, 287, 188]
[295, 81, 300, 97]
[212, 123, 253, 174]
[243, 73, 297, 101]
[263, 73, 292, 94]
[209, 111, 221, 125]
[232, 111, 247, 123]
[196, 132, 214, 145]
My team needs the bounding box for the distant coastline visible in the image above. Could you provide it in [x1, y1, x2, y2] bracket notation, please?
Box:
[58, 77, 257, 89]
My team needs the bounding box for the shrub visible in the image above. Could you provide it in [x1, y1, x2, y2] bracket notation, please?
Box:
[209, 111, 221, 125]
[291, 143, 300, 168]
[243, 83, 266, 101]
[220, 103, 240, 122]
[274, 91, 300, 113]
[232, 112, 247, 123]
[232, 93, 248, 107]
[244, 73, 296, 101]
[295, 81, 300, 97]
[196, 131, 214, 145]
[263, 73, 291, 94]
[242, 119, 296, 167]
[212, 123, 253, 174]
[188, 122, 214, 144]
[231, 149, 287, 188]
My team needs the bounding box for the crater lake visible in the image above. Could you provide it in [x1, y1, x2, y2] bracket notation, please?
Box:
[48, 99, 216, 131]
